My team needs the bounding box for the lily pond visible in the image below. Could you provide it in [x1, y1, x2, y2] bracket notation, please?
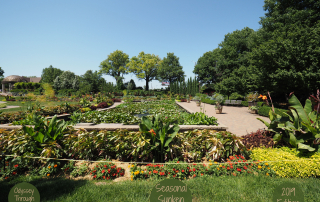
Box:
[72, 100, 218, 125]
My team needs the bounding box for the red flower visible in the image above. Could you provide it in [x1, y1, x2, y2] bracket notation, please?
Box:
[193, 174, 196, 177]
[102, 170, 105, 173]
[175, 170, 179, 173]
[243, 166, 247, 170]
[227, 167, 230, 170]
[237, 168, 241, 172]
[177, 161, 179, 163]
[12, 171, 17, 175]
[14, 164, 18, 168]
[222, 166, 225, 168]
[93, 175, 97, 178]
[193, 168, 196, 172]
[103, 176, 106, 179]
[201, 173, 203, 176]
[189, 169, 192, 172]
[93, 170, 96, 173]
[108, 169, 110, 172]
[153, 170, 158, 174]
[173, 174, 176, 177]
[182, 170, 185, 172]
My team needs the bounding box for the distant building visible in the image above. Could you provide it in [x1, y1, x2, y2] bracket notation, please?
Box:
[1, 75, 41, 92]
[161, 82, 170, 86]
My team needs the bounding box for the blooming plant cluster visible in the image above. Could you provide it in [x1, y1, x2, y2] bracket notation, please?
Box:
[38, 162, 60, 177]
[207, 155, 276, 177]
[90, 162, 125, 180]
[129, 156, 276, 181]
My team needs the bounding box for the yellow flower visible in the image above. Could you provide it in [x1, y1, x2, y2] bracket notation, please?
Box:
[209, 163, 213, 166]
[219, 164, 222, 167]
[265, 163, 269, 166]
[266, 173, 269, 176]
[48, 166, 51, 169]
[258, 165, 262, 169]
[141, 171, 144, 174]
[267, 167, 270, 170]
[131, 165, 134, 168]
[54, 164, 57, 168]
[217, 168, 220, 170]
[128, 165, 131, 168]
[214, 162, 218, 164]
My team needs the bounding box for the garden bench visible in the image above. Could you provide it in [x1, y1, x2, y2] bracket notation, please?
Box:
[224, 100, 231, 105]
[231, 100, 236, 105]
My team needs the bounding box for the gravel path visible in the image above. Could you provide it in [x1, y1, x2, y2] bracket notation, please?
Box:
[176, 101, 270, 137]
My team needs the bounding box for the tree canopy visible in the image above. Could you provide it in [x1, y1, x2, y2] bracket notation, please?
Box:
[40, 65, 63, 85]
[53, 71, 79, 91]
[79, 70, 106, 93]
[250, 0, 320, 101]
[0, 67, 4, 78]
[157, 53, 185, 84]
[99, 50, 129, 82]
[127, 51, 162, 91]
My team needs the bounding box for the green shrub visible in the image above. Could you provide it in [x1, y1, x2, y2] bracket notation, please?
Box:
[10, 89, 27, 94]
[0, 103, 6, 108]
[258, 106, 288, 117]
[229, 92, 244, 100]
[250, 147, 320, 178]
[257, 102, 264, 107]
[241, 101, 248, 107]
[201, 98, 216, 105]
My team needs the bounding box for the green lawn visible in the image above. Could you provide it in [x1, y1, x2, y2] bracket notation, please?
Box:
[1, 175, 319, 201]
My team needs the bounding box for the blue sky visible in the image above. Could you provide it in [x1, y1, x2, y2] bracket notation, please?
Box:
[0, 0, 266, 89]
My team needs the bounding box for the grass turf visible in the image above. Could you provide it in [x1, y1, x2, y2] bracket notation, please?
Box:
[1, 175, 319, 201]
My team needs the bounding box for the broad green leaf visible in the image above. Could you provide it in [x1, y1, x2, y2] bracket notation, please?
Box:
[288, 94, 310, 124]
[298, 143, 315, 152]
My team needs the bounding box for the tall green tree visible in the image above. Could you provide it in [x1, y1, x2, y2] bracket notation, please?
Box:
[40, 65, 63, 85]
[99, 50, 129, 82]
[193, 49, 221, 84]
[157, 52, 185, 85]
[127, 51, 161, 91]
[250, 0, 320, 101]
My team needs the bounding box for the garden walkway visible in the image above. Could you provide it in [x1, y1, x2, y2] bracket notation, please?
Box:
[176, 101, 270, 137]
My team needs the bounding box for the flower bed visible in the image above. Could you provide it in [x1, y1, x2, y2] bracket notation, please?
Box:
[74, 100, 218, 125]
[129, 155, 276, 181]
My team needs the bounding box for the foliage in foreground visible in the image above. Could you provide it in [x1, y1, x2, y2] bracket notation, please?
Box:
[251, 147, 320, 178]
[258, 94, 320, 153]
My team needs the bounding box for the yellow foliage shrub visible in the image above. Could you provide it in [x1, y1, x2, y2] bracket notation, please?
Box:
[250, 147, 320, 178]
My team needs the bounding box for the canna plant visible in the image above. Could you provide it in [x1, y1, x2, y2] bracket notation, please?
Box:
[22, 115, 69, 157]
[258, 93, 320, 153]
[139, 114, 179, 163]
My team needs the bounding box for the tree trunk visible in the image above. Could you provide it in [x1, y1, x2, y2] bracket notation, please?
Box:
[145, 77, 149, 91]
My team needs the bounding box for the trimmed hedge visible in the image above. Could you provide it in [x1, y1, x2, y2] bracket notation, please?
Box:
[241, 101, 248, 107]
[251, 147, 320, 178]
[258, 105, 288, 117]
[201, 98, 216, 105]
[0, 103, 7, 108]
